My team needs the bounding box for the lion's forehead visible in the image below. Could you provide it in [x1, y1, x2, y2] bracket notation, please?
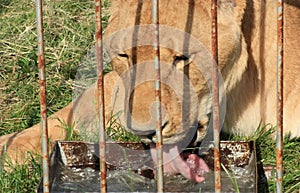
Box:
[108, 0, 211, 32]
[106, 1, 241, 70]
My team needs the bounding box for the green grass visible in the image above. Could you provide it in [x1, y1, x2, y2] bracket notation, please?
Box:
[0, 0, 299, 192]
[0, 0, 111, 135]
[0, 153, 42, 193]
[106, 111, 142, 142]
[221, 163, 240, 193]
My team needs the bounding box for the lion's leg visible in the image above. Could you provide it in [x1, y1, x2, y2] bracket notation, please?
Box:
[0, 103, 73, 165]
[0, 71, 119, 165]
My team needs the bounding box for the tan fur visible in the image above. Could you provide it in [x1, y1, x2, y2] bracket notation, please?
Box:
[1, 0, 299, 164]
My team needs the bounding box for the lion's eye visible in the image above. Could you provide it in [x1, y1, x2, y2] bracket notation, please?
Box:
[173, 55, 190, 68]
[112, 52, 130, 75]
[118, 53, 129, 58]
[175, 55, 189, 61]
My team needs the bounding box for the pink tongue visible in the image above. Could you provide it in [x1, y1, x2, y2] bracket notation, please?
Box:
[150, 144, 209, 183]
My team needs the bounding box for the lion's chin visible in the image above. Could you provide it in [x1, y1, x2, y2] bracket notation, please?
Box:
[150, 144, 209, 183]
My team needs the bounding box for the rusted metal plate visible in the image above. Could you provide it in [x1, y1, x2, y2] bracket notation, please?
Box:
[38, 141, 259, 192]
[203, 141, 254, 169]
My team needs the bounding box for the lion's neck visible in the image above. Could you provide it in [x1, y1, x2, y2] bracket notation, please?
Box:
[222, 0, 277, 135]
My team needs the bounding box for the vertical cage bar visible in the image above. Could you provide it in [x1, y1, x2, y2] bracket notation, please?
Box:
[35, 0, 50, 192]
[211, 0, 221, 192]
[152, 0, 164, 192]
[95, 0, 107, 192]
[276, 0, 284, 192]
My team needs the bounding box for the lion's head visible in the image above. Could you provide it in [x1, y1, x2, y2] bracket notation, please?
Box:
[102, 0, 247, 146]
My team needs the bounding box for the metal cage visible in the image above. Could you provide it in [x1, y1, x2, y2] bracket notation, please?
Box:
[35, 0, 284, 192]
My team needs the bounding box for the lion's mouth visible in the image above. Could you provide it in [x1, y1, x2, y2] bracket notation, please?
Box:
[150, 144, 209, 183]
[130, 116, 210, 182]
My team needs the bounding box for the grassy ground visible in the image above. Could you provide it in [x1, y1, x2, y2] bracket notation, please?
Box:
[0, 0, 299, 192]
[0, 0, 110, 135]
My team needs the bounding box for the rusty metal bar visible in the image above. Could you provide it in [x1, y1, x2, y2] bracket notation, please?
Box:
[94, 0, 107, 192]
[276, 0, 284, 192]
[152, 0, 164, 192]
[35, 0, 50, 192]
[211, 0, 221, 192]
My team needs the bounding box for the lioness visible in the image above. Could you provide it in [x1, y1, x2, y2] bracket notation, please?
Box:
[0, 0, 299, 183]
